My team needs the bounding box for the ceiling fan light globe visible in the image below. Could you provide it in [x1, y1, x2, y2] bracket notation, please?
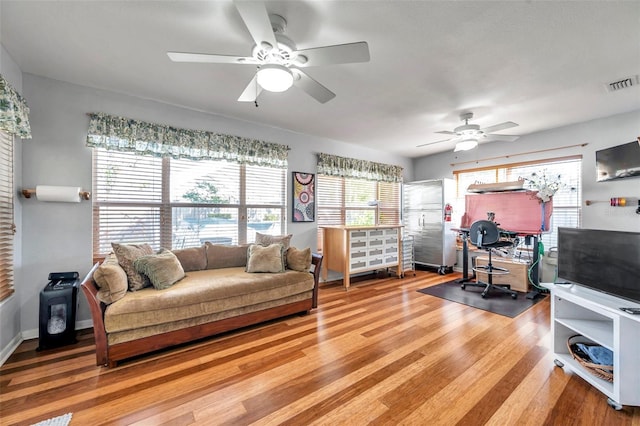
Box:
[257, 64, 293, 92]
[454, 139, 478, 152]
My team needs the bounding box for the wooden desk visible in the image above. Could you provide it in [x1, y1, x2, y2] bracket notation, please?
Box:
[322, 225, 402, 290]
[475, 256, 531, 292]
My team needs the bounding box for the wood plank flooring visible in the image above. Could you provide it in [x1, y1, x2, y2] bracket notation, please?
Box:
[2, 270, 639, 425]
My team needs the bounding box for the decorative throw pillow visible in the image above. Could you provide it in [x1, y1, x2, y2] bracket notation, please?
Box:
[286, 246, 312, 272]
[205, 242, 249, 269]
[133, 248, 185, 290]
[93, 253, 128, 304]
[111, 242, 153, 291]
[172, 245, 207, 272]
[255, 232, 293, 250]
[246, 243, 285, 273]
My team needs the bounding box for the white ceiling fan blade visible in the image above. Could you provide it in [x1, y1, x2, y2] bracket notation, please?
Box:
[416, 138, 453, 148]
[294, 42, 370, 67]
[292, 70, 335, 103]
[484, 134, 520, 142]
[238, 75, 262, 102]
[435, 130, 457, 135]
[167, 52, 257, 64]
[233, 0, 278, 50]
[481, 121, 518, 133]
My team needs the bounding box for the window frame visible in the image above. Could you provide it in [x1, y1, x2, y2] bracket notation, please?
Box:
[92, 149, 287, 260]
[316, 174, 402, 251]
[453, 155, 582, 250]
[0, 130, 15, 302]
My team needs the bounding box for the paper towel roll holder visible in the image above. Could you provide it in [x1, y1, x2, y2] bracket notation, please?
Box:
[21, 188, 91, 200]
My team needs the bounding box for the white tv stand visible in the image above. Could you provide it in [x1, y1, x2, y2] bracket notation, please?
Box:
[541, 283, 640, 409]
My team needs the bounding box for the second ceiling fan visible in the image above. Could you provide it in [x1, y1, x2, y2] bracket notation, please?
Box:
[418, 112, 520, 152]
[167, 0, 370, 104]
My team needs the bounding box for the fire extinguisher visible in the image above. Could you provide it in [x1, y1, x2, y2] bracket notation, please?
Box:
[444, 203, 452, 222]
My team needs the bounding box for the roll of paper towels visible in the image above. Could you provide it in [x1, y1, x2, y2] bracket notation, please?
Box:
[35, 185, 82, 203]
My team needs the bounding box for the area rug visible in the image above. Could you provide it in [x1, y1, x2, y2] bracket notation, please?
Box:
[417, 280, 545, 318]
[31, 413, 72, 426]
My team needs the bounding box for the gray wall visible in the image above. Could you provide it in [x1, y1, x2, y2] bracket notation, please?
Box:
[0, 45, 24, 360]
[413, 109, 640, 233]
[16, 73, 413, 337]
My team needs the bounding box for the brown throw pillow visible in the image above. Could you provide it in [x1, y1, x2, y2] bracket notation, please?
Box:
[205, 242, 249, 269]
[172, 245, 207, 272]
[286, 246, 312, 272]
[255, 232, 292, 250]
[93, 253, 128, 304]
[246, 243, 285, 273]
[133, 248, 185, 290]
[111, 242, 153, 291]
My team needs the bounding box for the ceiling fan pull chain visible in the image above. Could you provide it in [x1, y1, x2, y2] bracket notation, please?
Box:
[255, 76, 259, 107]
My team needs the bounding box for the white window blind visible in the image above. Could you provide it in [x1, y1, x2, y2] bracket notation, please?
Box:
[454, 156, 582, 249]
[93, 149, 286, 257]
[316, 175, 401, 251]
[0, 130, 15, 302]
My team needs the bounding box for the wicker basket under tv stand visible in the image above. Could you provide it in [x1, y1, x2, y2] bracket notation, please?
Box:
[542, 282, 640, 409]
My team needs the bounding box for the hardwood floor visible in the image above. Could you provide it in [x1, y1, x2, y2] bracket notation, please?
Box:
[2, 270, 639, 425]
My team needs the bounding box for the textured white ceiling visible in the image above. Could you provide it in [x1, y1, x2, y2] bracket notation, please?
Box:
[2, 1, 639, 157]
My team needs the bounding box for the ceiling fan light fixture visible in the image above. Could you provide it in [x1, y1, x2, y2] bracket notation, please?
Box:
[257, 63, 293, 92]
[454, 138, 479, 152]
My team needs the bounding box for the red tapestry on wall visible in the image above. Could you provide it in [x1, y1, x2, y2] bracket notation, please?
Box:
[461, 191, 553, 235]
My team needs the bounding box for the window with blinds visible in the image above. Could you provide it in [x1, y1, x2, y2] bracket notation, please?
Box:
[93, 149, 286, 257]
[316, 175, 401, 251]
[0, 130, 15, 302]
[454, 156, 582, 249]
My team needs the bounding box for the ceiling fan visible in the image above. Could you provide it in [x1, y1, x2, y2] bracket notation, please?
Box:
[417, 112, 519, 152]
[167, 0, 370, 104]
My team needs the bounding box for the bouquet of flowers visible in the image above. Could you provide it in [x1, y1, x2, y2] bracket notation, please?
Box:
[523, 170, 566, 203]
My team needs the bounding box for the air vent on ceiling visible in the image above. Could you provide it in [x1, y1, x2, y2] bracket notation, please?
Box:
[605, 75, 639, 92]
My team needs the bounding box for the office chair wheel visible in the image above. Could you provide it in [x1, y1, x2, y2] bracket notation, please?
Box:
[481, 292, 487, 298]
[461, 284, 466, 290]
[511, 293, 518, 299]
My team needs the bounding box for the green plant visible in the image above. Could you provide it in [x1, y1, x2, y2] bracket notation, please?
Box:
[183, 181, 229, 204]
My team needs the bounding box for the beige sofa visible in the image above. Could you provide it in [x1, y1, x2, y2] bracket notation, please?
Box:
[81, 242, 322, 367]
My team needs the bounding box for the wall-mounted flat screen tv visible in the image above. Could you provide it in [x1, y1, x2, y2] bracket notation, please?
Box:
[557, 227, 640, 304]
[595, 140, 640, 182]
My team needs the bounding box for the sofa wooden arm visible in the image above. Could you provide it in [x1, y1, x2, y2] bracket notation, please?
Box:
[311, 253, 323, 309]
[80, 263, 109, 366]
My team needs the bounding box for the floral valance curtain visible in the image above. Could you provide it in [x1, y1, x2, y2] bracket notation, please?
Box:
[317, 152, 403, 183]
[86, 112, 289, 168]
[0, 74, 32, 139]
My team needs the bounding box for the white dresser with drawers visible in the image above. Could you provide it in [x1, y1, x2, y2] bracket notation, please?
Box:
[321, 225, 402, 289]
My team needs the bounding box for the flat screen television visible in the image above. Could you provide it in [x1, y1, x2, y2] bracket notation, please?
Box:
[557, 227, 640, 303]
[595, 140, 640, 182]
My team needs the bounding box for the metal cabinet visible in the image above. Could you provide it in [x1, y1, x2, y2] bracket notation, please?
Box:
[403, 179, 456, 273]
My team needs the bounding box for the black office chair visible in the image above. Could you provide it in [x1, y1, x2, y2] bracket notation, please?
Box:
[461, 220, 518, 299]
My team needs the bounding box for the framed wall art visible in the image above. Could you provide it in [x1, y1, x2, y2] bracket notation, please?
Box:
[292, 172, 315, 222]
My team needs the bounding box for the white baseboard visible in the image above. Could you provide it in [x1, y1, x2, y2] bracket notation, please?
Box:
[21, 328, 38, 340]
[1, 320, 94, 366]
[0, 333, 23, 367]
[75, 319, 93, 332]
